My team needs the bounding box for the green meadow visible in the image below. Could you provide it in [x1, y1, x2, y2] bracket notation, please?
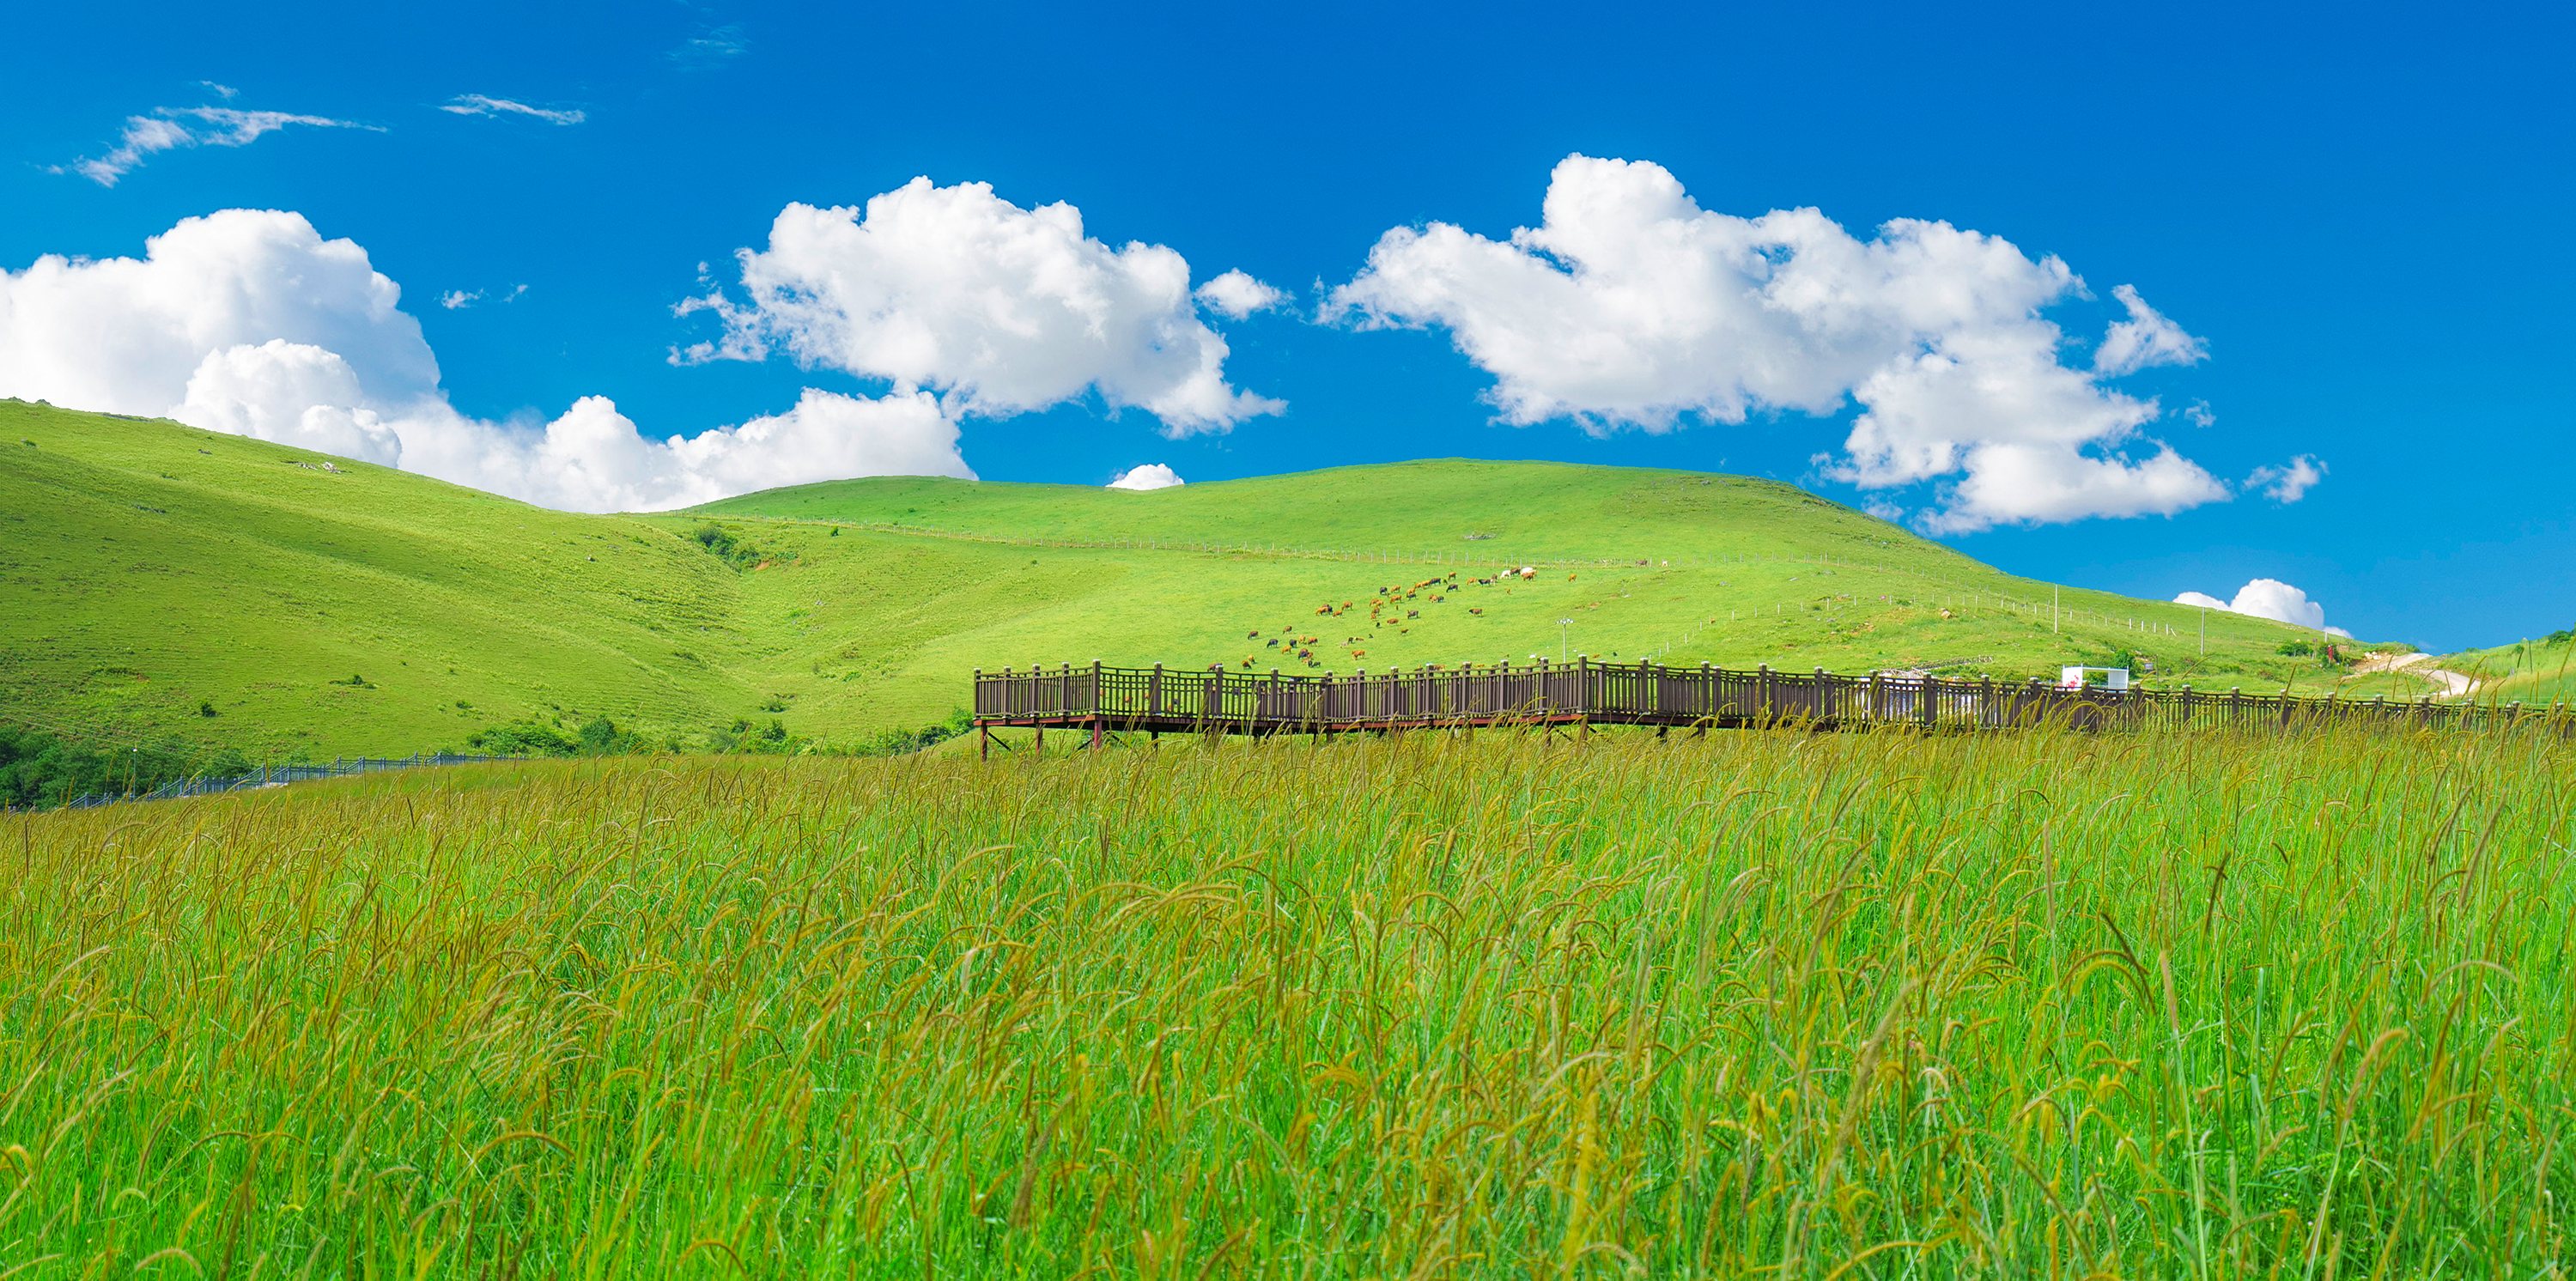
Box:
[3, 402, 2427, 761]
[7, 404, 2570, 1278]
[6, 723, 2570, 1276]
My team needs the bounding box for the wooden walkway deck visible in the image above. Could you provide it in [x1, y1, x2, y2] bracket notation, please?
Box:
[973, 659, 2563, 753]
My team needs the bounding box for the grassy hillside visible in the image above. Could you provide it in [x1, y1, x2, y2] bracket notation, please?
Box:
[2444, 627, 2576, 707]
[3, 400, 2415, 756]
[694, 458, 1955, 565]
[690, 464, 2409, 703]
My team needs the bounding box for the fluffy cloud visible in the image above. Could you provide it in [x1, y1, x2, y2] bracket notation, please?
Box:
[1107, 463, 1185, 490]
[173, 340, 404, 465]
[2175, 579, 2351, 637]
[1328, 154, 2236, 532]
[389, 389, 968, 513]
[676, 177, 1283, 437]
[55, 105, 375, 186]
[2246, 454, 2325, 503]
[2093, 284, 2208, 377]
[1194, 270, 1287, 319]
[440, 95, 586, 125]
[0, 209, 970, 512]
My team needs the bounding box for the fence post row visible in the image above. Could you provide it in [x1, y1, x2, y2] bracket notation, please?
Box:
[967, 660, 2556, 744]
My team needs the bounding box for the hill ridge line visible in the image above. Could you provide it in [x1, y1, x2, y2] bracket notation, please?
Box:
[709, 513, 2264, 639]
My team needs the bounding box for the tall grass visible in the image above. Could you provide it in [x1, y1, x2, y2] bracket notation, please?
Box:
[4, 726, 2571, 1277]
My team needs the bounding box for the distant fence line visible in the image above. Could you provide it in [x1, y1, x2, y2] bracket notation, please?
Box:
[972, 659, 2567, 750]
[33, 753, 528, 813]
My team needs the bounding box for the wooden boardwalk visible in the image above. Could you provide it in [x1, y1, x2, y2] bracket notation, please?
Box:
[973, 659, 2565, 754]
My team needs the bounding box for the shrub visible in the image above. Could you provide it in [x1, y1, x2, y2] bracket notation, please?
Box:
[705, 717, 798, 755]
[690, 522, 781, 571]
[466, 720, 581, 757]
[850, 708, 972, 758]
[0, 725, 250, 808]
[576, 717, 645, 756]
[2277, 640, 2313, 657]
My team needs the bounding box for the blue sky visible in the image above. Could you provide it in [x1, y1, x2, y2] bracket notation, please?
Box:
[2, 1, 2568, 649]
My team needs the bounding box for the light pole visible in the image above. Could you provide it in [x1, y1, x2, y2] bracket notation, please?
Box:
[1558, 618, 1573, 662]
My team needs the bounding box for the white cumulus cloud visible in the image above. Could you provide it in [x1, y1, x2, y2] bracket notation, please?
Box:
[674, 176, 1283, 437]
[440, 95, 586, 125]
[2174, 578, 2351, 637]
[54, 105, 376, 186]
[1107, 463, 1185, 490]
[1194, 269, 1287, 319]
[0, 209, 971, 512]
[1327, 154, 2237, 533]
[2246, 454, 2325, 503]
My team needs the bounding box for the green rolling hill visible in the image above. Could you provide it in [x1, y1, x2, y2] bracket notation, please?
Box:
[3, 398, 2431, 757]
[2444, 629, 2576, 708]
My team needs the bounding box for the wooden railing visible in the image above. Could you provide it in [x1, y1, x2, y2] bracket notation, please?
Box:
[973, 659, 2567, 739]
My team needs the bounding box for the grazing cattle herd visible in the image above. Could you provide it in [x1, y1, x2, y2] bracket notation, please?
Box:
[1232, 568, 1556, 671]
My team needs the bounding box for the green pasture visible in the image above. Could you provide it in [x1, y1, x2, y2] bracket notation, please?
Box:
[2445, 632, 2576, 708]
[5, 726, 2570, 1275]
[3, 401, 2424, 757]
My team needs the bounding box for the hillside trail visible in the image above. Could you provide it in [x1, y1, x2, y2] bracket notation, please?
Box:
[2352, 652, 2479, 697]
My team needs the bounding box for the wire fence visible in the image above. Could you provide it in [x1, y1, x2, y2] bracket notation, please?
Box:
[33, 753, 529, 813]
